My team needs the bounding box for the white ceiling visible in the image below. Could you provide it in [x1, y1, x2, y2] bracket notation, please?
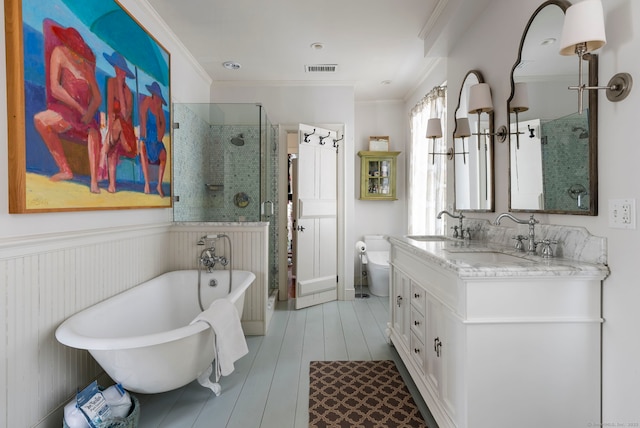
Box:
[146, 0, 444, 101]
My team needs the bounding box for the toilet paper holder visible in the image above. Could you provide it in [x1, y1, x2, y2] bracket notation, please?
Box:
[355, 240, 369, 299]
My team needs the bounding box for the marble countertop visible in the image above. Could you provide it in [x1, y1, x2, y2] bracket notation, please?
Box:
[389, 235, 610, 280]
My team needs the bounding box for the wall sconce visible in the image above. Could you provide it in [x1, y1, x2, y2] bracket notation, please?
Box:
[468, 83, 493, 150]
[426, 118, 453, 164]
[510, 82, 529, 149]
[559, 0, 633, 114]
[453, 117, 471, 164]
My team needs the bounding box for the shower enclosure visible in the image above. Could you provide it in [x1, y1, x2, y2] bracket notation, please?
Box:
[172, 103, 279, 294]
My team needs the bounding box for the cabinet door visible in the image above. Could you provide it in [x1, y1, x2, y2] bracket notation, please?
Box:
[439, 304, 458, 423]
[424, 294, 442, 394]
[424, 293, 458, 424]
[391, 267, 411, 348]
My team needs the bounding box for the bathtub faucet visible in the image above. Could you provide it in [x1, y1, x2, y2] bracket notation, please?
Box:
[199, 247, 227, 272]
[197, 234, 233, 297]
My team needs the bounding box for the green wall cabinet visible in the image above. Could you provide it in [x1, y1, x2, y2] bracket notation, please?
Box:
[358, 151, 400, 200]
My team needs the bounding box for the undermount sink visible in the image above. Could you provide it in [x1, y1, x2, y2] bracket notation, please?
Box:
[447, 251, 529, 264]
[406, 235, 450, 242]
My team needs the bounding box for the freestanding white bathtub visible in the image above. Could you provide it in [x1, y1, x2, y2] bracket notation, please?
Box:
[55, 269, 255, 394]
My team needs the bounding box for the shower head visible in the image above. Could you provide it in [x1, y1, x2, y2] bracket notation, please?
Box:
[231, 134, 245, 146]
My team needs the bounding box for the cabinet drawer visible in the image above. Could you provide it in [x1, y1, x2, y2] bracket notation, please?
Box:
[410, 331, 425, 374]
[410, 283, 426, 312]
[410, 305, 425, 342]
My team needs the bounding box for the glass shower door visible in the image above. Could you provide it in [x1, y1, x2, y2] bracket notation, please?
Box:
[259, 106, 279, 296]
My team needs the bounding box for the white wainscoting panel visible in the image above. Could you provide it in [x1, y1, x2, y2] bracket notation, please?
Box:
[169, 223, 270, 335]
[0, 224, 171, 428]
[1, 222, 269, 428]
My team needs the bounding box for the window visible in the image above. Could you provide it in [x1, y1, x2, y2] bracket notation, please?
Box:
[408, 85, 447, 235]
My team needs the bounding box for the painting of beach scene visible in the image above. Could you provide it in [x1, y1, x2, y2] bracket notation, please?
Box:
[5, 0, 171, 212]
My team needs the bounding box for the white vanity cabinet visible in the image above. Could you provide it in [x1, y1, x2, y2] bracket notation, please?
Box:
[388, 239, 605, 428]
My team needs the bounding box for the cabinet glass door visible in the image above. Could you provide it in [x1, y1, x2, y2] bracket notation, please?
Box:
[358, 151, 400, 200]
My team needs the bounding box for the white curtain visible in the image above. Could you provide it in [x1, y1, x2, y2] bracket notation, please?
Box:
[408, 86, 447, 236]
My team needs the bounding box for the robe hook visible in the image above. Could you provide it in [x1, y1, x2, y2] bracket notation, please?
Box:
[319, 132, 331, 145]
[332, 134, 344, 148]
[303, 128, 316, 143]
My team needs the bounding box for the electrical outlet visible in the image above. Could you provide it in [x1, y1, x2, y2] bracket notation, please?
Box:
[609, 199, 636, 229]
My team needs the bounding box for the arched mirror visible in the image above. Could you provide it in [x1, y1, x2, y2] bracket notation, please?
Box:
[453, 70, 494, 212]
[508, 0, 598, 215]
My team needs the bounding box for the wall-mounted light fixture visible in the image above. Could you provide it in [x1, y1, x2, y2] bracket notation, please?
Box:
[468, 83, 494, 150]
[426, 118, 453, 164]
[559, 0, 633, 114]
[510, 82, 529, 149]
[453, 117, 471, 164]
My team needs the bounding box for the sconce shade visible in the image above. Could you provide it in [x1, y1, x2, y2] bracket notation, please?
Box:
[511, 82, 530, 113]
[426, 118, 443, 138]
[559, 0, 606, 56]
[454, 118, 471, 138]
[468, 83, 493, 114]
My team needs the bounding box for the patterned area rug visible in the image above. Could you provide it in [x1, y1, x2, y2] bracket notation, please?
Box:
[309, 360, 428, 427]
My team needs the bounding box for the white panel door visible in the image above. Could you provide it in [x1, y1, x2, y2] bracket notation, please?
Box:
[295, 124, 338, 309]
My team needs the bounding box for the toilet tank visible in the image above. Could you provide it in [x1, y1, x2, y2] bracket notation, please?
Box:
[364, 235, 390, 252]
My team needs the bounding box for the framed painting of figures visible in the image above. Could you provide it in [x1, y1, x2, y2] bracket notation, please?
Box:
[5, 0, 172, 212]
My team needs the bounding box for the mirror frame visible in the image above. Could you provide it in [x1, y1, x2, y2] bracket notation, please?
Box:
[507, 0, 598, 215]
[453, 70, 495, 213]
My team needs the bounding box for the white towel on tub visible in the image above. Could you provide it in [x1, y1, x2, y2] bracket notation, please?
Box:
[190, 298, 249, 379]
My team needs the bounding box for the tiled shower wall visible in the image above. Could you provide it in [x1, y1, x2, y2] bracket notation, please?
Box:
[0, 222, 268, 428]
[172, 104, 264, 223]
[212, 124, 262, 221]
[541, 113, 590, 211]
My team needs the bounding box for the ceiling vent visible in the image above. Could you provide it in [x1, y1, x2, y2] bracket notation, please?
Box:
[305, 64, 338, 73]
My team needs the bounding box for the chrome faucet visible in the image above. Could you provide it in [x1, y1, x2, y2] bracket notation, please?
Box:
[494, 213, 539, 255]
[197, 234, 233, 294]
[199, 246, 228, 272]
[437, 210, 466, 239]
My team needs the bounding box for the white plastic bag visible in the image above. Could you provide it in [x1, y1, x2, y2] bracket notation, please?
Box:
[102, 384, 132, 419]
[63, 399, 90, 428]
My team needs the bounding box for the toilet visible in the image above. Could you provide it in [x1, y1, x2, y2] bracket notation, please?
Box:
[363, 235, 390, 297]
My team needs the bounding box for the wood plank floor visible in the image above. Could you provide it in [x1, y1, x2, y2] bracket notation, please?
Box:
[135, 291, 439, 428]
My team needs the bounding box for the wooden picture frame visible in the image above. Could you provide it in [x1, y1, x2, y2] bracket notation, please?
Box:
[369, 136, 389, 151]
[5, 0, 172, 213]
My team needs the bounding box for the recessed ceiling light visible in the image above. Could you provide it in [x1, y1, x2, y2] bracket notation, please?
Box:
[310, 42, 324, 50]
[222, 61, 241, 70]
[381, 80, 392, 85]
[540, 37, 557, 46]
